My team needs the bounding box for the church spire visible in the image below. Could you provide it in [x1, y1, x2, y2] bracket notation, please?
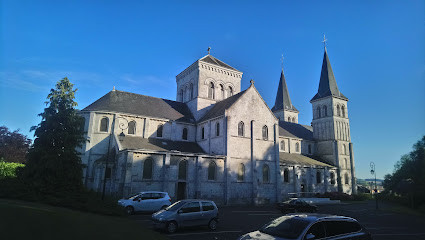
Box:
[311, 47, 347, 101]
[272, 68, 298, 112]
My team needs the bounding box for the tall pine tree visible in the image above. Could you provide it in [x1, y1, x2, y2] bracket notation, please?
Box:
[23, 77, 85, 193]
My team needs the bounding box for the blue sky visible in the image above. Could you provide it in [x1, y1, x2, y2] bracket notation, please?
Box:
[1, 1, 424, 179]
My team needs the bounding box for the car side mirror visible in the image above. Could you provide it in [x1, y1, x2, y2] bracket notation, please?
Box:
[305, 233, 315, 240]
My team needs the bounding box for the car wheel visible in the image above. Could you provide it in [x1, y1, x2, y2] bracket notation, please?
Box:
[208, 219, 218, 231]
[125, 206, 134, 215]
[166, 221, 178, 234]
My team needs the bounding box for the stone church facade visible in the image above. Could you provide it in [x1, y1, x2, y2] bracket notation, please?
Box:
[78, 48, 357, 205]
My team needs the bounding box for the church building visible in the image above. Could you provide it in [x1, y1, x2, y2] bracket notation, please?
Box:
[78, 47, 357, 205]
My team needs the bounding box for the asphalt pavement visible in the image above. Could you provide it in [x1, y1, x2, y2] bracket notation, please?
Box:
[130, 200, 425, 240]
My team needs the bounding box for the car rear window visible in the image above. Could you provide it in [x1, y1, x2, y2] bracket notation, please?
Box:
[201, 202, 215, 211]
[324, 220, 362, 237]
[259, 216, 310, 239]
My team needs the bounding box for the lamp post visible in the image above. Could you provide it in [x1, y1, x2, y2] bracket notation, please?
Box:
[102, 116, 128, 200]
[370, 162, 378, 210]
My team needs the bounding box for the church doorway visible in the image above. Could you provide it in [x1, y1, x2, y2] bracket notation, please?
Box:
[176, 182, 186, 200]
[300, 184, 306, 197]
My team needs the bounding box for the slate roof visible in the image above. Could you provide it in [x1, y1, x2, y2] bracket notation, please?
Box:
[272, 70, 298, 112]
[279, 152, 334, 167]
[82, 90, 195, 123]
[199, 55, 239, 71]
[198, 90, 247, 122]
[311, 49, 348, 101]
[278, 121, 314, 140]
[119, 135, 205, 154]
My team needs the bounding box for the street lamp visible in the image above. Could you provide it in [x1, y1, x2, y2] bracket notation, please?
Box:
[370, 162, 378, 210]
[102, 116, 128, 200]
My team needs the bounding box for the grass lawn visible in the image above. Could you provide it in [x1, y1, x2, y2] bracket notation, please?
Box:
[0, 199, 166, 240]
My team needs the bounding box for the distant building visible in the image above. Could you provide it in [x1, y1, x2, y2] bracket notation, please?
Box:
[78, 47, 357, 205]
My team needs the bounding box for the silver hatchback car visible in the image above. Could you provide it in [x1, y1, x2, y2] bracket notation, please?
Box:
[151, 199, 219, 233]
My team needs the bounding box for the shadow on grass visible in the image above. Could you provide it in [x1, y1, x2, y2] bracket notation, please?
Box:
[0, 199, 167, 240]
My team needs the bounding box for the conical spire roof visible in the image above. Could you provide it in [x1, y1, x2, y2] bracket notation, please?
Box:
[272, 69, 298, 112]
[311, 48, 347, 101]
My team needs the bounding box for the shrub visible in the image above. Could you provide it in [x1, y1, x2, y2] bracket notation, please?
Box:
[0, 159, 24, 179]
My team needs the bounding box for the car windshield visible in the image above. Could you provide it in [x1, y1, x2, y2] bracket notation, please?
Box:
[165, 201, 186, 211]
[126, 194, 139, 200]
[259, 216, 310, 239]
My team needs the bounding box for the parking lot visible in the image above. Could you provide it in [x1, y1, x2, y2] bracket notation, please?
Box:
[131, 200, 425, 240]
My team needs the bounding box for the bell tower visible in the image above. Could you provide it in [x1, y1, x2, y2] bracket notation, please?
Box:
[310, 42, 356, 194]
[176, 50, 243, 121]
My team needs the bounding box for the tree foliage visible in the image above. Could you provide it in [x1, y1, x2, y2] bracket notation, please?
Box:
[21, 77, 85, 193]
[0, 158, 25, 179]
[0, 126, 32, 163]
[383, 136, 425, 207]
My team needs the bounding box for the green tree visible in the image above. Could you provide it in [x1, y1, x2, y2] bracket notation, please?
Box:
[22, 77, 85, 193]
[384, 136, 425, 207]
[0, 126, 32, 163]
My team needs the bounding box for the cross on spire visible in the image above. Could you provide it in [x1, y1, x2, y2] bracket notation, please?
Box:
[322, 34, 328, 50]
[207, 47, 211, 55]
[281, 53, 284, 70]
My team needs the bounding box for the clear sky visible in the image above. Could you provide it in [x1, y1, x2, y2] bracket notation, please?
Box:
[1, 1, 424, 179]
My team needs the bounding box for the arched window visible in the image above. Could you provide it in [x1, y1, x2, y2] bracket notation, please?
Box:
[208, 161, 216, 180]
[189, 83, 194, 99]
[316, 171, 322, 184]
[220, 84, 225, 99]
[100, 117, 109, 132]
[128, 120, 136, 135]
[280, 140, 285, 151]
[182, 128, 188, 140]
[201, 127, 205, 139]
[343, 145, 347, 155]
[208, 82, 215, 99]
[323, 105, 327, 117]
[185, 86, 189, 101]
[180, 89, 184, 102]
[345, 158, 349, 169]
[341, 105, 346, 117]
[292, 117, 296, 123]
[295, 142, 300, 152]
[237, 163, 245, 181]
[238, 121, 244, 137]
[330, 172, 335, 185]
[337, 105, 341, 116]
[263, 164, 270, 183]
[283, 168, 289, 183]
[178, 160, 187, 180]
[345, 173, 349, 185]
[143, 158, 153, 179]
[216, 122, 220, 136]
[157, 124, 163, 137]
[308, 144, 312, 154]
[317, 106, 321, 118]
[262, 125, 268, 140]
[288, 117, 291, 122]
[228, 86, 233, 97]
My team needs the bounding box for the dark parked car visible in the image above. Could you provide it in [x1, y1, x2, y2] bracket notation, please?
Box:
[238, 214, 373, 240]
[276, 199, 317, 213]
[151, 199, 219, 233]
